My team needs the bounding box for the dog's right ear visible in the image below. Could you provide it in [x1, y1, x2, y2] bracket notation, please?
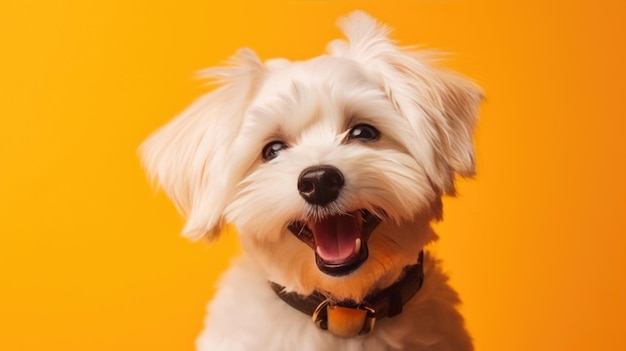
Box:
[140, 49, 265, 241]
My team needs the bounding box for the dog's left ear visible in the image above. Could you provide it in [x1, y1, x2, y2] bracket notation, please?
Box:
[329, 11, 483, 195]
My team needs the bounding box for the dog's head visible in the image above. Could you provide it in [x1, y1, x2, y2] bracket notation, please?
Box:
[141, 11, 481, 299]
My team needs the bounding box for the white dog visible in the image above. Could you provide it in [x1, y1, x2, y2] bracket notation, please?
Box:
[141, 11, 482, 351]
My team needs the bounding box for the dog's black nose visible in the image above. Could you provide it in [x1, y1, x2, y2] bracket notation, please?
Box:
[298, 165, 344, 206]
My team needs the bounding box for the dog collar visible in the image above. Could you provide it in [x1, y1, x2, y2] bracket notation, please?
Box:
[270, 251, 424, 338]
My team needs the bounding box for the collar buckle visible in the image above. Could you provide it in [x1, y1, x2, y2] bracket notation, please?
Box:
[312, 299, 376, 337]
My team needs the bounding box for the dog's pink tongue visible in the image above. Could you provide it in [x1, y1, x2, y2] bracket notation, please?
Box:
[310, 213, 361, 264]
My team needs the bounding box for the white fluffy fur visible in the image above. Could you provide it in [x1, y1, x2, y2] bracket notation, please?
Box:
[141, 11, 482, 351]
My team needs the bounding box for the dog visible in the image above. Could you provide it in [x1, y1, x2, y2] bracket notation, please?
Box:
[141, 11, 482, 351]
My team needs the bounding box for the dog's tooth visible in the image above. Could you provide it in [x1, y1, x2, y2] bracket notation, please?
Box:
[354, 238, 361, 255]
[316, 246, 322, 257]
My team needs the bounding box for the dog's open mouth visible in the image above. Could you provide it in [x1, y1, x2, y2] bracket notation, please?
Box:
[288, 210, 381, 276]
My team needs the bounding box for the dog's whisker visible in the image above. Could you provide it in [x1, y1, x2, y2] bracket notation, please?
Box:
[297, 223, 306, 237]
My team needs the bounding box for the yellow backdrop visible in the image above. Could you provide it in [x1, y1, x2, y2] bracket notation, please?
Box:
[2, 0, 625, 350]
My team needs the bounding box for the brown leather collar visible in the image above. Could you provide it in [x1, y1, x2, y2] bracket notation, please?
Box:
[270, 251, 424, 336]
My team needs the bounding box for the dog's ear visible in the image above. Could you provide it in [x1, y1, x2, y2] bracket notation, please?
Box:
[140, 49, 265, 241]
[329, 11, 483, 195]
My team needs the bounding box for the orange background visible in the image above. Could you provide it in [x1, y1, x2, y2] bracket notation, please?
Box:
[1, 0, 625, 350]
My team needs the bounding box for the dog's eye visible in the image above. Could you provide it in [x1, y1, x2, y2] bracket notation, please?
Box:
[262, 141, 288, 161]
[348, 124, 380, 141]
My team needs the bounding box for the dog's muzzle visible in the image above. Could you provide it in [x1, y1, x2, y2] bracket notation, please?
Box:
[289, 165, 381, 276]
